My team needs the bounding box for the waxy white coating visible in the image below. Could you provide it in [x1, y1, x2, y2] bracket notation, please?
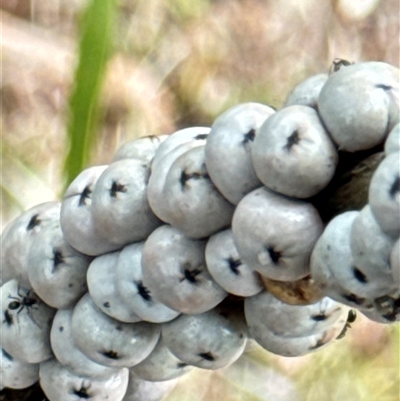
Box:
[204, 102, 274, 204]
[318, 61, 399, 151]
[71, 293, 160, 368]
[232, 187, 323, 281]
[162, 307, 247, 370]
[252, 105, 338, 198]
[40, 358, 129, 401]
[205, 229, 263, 297]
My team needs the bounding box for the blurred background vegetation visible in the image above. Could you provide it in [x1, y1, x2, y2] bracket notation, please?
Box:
[0, 0, 399, 400]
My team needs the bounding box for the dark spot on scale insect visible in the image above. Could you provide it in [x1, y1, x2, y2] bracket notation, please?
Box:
[199, 351, 215, 361]
[78, 185, 92, 206]
[136, 281, 152, 302]
[176, 362, 188, 369]
[389, 176, 400, 199]
[352, 267, 368, 284]
[115, 325, 123, 331]
[181, 268, 202, 284]
[52, 249, 64, 270]
[109, 181, 127, 197]
[284, 130, 301, 151]
[72, 382, 92, 399]
[2, 348, 13, 361]
[195, 133, 208, 140]
[68, 283, 74, 288]
[59, 326, 64, 332]
[3, 310, 13, 326]
[376, 83, 394, 91]
[266, 246, 281, 265]
[242, 128, 256, 144]
[26, 214, 41, 230]
[341, 293, 365, 306]
[311, 313, 327, 321]
[180, 168, 209, 190]
[100, 350, 120, 360]
[103, 302, 110, 308]
[226, 257, 242, 276]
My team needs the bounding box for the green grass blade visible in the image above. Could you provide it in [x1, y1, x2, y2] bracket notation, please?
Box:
[63, 0, 116, 190]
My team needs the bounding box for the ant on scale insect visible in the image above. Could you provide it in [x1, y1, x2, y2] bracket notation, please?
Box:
[2, 283, 41, 329]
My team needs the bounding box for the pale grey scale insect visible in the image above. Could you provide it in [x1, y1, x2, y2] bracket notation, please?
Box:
[205, 229, 263, 297]
[160, 146, 235, 239]
[284, 73, 328, 109]
[318, 61, 399, 152]
[115, 242, 180, 323]
[91, 159, 163, 249]
[204, 102, 275, 205]
[0, 348, 39, 390]
[39, 358, 129, 401]
[142, 225, 227, 315]
[161, 307, 247, 370]
[130, 335, 193, 381]
[70, 293, 160, 368]
[369, 152, 400, 238]
[244, 291, 348, 339]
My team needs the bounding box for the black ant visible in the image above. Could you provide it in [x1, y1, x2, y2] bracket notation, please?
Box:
[329, 58, 354, 74]
[6, 285, 41, 329]
[336, 309, 357, 340]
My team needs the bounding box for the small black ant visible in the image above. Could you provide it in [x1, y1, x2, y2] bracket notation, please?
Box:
[329, 58, 354, 74]
[6, 285, 40, 328]
[336, 309, 357, 340]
